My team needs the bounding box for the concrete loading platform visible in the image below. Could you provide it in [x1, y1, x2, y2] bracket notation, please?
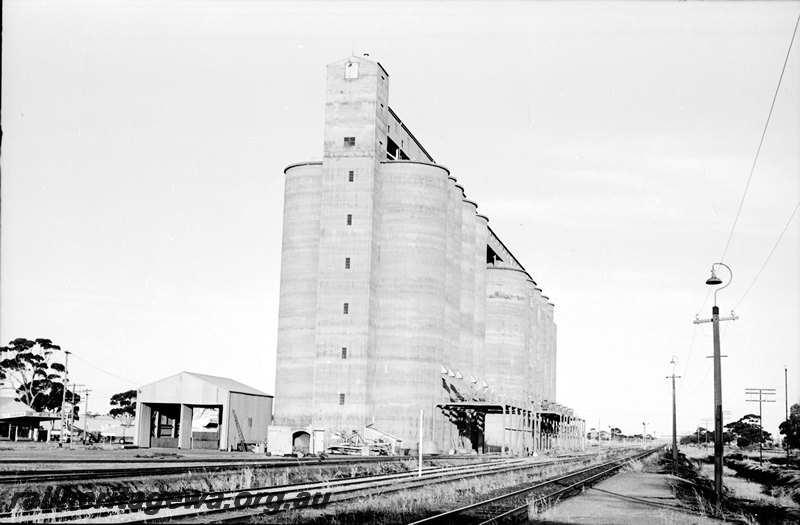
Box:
[438, 401, 585, 456]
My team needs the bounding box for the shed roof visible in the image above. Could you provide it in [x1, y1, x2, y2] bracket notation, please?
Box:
[0, 398, 60, 422]
[138, 371, 271, 398]
[183, 372, 271, 397]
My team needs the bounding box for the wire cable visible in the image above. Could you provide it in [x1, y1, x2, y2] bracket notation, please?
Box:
[719, 13, 800, 263]
[71, 353, 142, 386]
[677, 325, 698, 395]
[734, 200, 800, 308]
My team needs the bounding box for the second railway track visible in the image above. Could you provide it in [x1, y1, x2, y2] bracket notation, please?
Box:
[0, 451, 609, 523]
[409, 447, 661, 524]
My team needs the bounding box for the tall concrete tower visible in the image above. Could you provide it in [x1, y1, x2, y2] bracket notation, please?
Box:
[276, 56, 391, 433]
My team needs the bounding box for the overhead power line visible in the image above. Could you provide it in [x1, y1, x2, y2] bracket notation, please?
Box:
[719, 13, 800, 263]
[735, 200, 800, 308]
[71, 353, 141, 386]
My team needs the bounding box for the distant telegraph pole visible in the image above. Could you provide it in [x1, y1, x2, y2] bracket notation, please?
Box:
[786, 366, 790, 459]
[745, 388, 776, 464]
[59, 350, 71, 445]
[82, 389, 92, 444]
[666, 357, 681, 475]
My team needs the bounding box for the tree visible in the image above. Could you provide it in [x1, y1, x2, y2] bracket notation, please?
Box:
[109, 390, 136, 420]
[779, 402, 800, 451]
[110, 389, 137, 441]
[0, 338, 80, 420]
[725, 413, 772, 448]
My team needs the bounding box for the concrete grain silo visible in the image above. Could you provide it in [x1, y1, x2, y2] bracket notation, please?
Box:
[373, 160, 449, 444]
[275, 162, 322, 428]
[272, 55, 579, 455]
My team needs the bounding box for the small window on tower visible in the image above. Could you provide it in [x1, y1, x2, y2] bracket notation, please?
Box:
[348, 170, 354, 182]
[344, 137, 356, 147]
[339, 393, 346, 405]
[341, 347, 347, 359]
[345, 257, 351, 269]
[343, 303, 349, 314]
[346, 214, 352, 226]
[345, 61, 359, 79]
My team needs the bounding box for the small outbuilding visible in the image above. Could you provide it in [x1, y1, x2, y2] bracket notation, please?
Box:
[133, 371, 273, 451]
[0, 380, 60, 442]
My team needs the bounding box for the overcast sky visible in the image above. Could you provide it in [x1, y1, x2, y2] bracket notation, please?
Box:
[2, 0, 799, 438]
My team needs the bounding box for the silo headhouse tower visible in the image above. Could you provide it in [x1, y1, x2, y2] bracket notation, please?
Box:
[274, 55, 583, 455]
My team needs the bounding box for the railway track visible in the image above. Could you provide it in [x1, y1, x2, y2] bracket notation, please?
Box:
[0, 454, 472, 484]
[409, 447, 661, 524]
[0, 452, 603, 523]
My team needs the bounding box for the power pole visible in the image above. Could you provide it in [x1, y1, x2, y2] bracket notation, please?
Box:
[666, 372, 681, 474]
[694, 302, 739, 516]
[642, 422, 647, 450]
[786, 366, 790, 459]
[82, 389, 92, 444]
[59, 350, 71, 445]
[66, 383, 85, 449]
[694, 285, 738, 515]
[745, 388, 776, 464]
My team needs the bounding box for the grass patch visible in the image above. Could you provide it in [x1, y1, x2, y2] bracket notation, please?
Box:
[676, 446, 800, 524]
[254, 450, 632, 524]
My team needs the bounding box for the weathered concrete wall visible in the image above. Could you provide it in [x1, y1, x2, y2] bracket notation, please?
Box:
[485, 267, 530, 398]
[473, 213, 489, 379]
[313, 56, 388, 433]
[459, 195, 477, 379]
[274, 162, 321, 428]
[373, 160, 449, 444]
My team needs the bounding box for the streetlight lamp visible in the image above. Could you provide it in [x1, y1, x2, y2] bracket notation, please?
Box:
[694, 262, 738, 515]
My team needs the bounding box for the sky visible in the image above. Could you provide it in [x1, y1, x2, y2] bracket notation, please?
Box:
[2, 0, 799, 439]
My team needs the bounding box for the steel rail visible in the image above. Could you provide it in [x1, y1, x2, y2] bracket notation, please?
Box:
[0, 454, 461, 484]
[1, 453, 600, 523]
[408, 448, 659, 525]
[132, 453, 603, 525]
[0, 453, 482, 465]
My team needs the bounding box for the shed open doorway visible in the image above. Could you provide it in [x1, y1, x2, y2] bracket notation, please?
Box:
[149, 403, 181, 448]
[191, 407, 221, 450]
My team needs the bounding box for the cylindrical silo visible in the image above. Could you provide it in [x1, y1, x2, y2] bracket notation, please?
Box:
[459, 194, 476, 379]
[374, 160, 449, 445]
[473, 213, 489, 379]
[444, 177, 463, 373]
[484, 267, 530, 398]
[525, 279, 539, 402]
[532, 286, 548, 402]
[544, 301, 557, 401]
[274, 162, 322, 428]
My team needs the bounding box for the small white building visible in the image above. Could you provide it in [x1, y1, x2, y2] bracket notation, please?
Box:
[133, 372, 273, 451]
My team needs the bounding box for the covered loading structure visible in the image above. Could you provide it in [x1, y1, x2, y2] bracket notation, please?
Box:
[133, 372, 273, 451]
[0, 380, 60, 442]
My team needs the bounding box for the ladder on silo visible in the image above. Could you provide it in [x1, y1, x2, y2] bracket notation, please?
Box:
[232, 409, 247, 452]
